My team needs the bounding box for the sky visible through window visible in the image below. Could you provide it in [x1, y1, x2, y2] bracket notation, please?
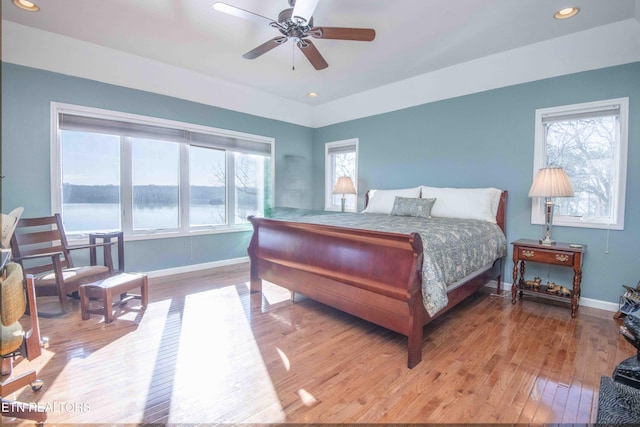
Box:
[62, 131, 225, 187]
[62, 131, 119, 186]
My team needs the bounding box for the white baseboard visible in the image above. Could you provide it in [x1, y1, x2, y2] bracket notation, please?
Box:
[485, 280, 618, 313]
[578, 296, 619, 313]
[143, 265, 620, 313]
[144, 256, 249, 279]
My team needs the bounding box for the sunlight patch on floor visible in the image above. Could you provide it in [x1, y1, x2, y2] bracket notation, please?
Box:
[297, 388, 319, 406]
[523, 376, 571, 422]
[167, 285, 285, 423]
[1, 347, 55, 406]
[36, 299, 171, 423]
[262, 280, 296, 304]
[276, 347, 291, 371]
[9, 348, 56, 379]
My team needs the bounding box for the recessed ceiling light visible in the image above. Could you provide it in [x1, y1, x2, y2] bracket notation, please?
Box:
[307, 92, 319, 98]
[554, 7, 579, 19]
[12, 0, 40, 12]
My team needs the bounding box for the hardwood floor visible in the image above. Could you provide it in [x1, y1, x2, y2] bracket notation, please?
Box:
[2, 262, 634, 424]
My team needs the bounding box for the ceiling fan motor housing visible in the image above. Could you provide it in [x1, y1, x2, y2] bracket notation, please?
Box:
[277, 8, 314, 38]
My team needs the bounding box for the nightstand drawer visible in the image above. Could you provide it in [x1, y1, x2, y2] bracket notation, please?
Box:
[516, 247, 575, 266]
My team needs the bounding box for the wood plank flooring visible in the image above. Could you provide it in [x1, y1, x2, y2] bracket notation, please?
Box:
[2, 262, 634, 424]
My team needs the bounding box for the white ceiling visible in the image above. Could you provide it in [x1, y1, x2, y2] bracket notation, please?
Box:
[2, 0, 640, 126]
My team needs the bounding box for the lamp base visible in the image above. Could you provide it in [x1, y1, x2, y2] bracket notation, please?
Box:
[540, 198, 556, 246]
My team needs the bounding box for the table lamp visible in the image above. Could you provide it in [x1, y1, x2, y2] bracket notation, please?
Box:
[528, 167, 574, 245]
[332, 176, 356, 212]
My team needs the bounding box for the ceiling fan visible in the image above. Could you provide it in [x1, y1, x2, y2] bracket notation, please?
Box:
[213, 0, 376, 70]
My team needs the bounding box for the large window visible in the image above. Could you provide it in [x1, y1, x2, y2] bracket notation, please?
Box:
[52, 103, 274, 238]
[325, 139, 358, 211]
[532, 98, 628, 230]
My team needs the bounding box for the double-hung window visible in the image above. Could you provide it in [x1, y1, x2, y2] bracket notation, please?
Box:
[325, 139, 358, 211]
[531, 98, 628, 230]
[52, 103, 273, 238]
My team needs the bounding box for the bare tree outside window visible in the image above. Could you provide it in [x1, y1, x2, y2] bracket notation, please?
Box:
[546, 116, 617, 221]
[190, 145, 226, 226]
[334, 152, 356, 180]
[235, 153, 267, 224]
[206, 151, 269, 224]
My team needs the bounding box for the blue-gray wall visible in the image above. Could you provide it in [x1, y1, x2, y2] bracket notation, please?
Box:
[312, 61, 640, 304]
[3, 61, 639, 304]
[1, 63, 314, 272]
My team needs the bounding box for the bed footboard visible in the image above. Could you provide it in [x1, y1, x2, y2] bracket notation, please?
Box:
[248, 216, 428, 366]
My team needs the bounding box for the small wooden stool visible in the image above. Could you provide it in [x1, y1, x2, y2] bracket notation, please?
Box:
[79, 273, 148, 323]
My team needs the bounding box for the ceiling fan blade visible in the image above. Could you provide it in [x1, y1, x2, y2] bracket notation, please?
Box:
[243, 37, 288, 60]
[310, 27, 376, 41]
[297, 40, 328, 70]
[292, 0, 319, 24]
[213, 2, 274, 26]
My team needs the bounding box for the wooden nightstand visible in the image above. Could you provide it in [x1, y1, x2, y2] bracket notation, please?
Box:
[511, 238, 586, 317]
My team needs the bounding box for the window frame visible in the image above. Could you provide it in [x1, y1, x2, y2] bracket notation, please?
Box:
[531, 97, 629, 230]
[324, 138, 359, 212]
[50, 102, 275, 241]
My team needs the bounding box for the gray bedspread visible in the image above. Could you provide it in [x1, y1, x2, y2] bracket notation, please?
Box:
[267, 209, 507, 316]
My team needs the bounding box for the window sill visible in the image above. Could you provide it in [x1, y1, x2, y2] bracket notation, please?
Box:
[67, 224, 253, 243]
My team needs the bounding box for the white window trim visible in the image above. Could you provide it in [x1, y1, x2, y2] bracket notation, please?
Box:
[325, 138, 359, 212]
[50, 102, 275, 241]
[531, 97, 628, 230]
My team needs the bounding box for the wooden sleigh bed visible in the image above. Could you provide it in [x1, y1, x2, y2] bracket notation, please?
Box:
[247, 190, 507, 368]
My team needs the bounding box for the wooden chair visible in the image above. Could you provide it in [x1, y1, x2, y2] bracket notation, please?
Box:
[1, 263, 48, 423]
[9, 214, 116, 316]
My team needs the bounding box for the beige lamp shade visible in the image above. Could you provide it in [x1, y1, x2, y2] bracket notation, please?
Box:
[528, 167, 574, 198]
[332, 176, 356, 195]
[1, 207, 24, 249]
[528, 167, 573, 245]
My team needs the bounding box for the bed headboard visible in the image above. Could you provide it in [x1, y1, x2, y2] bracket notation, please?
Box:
[496, 190, 507, 233]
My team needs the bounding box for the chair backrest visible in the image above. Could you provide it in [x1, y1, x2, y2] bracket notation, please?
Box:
[1, 262, 26, 327]
[9, 213, 75, 276]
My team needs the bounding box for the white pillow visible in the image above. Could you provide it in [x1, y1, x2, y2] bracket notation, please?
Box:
[420, 186, 502, 223]
[362, 187, 421, 214]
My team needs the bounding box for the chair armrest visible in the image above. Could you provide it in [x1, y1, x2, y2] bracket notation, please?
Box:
[66, 241, 115, 252]
[11, 251, 63, 262]
[69, 241, 116, 272]
[11, 252, 65, 288]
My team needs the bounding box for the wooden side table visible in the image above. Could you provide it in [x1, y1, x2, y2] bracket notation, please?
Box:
[511, 238, 586, 317]
[89, 231, 124, 274]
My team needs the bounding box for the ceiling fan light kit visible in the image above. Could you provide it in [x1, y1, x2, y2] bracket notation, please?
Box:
[291, 0, 319, 25]
[213, 0, 375, 70]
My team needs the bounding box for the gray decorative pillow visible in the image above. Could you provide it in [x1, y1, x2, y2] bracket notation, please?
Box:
[391, 197, 436, 218]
